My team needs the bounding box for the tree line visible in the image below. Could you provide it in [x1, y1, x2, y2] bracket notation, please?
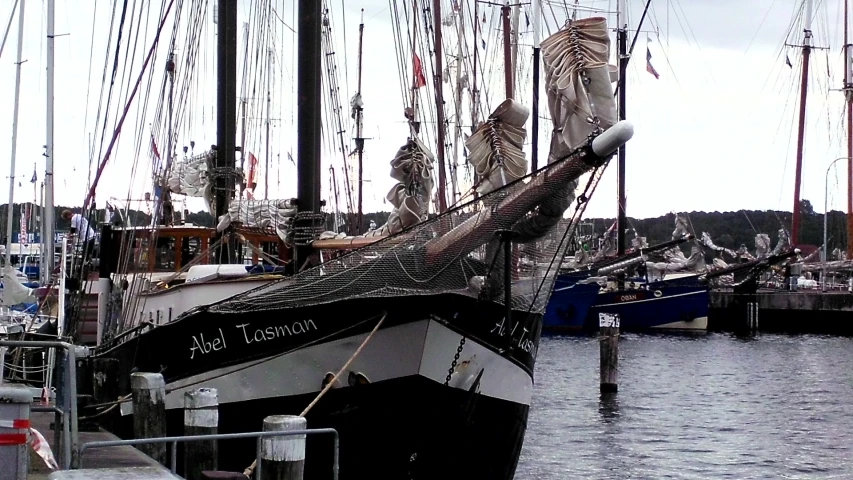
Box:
[0, 199, 844, 251]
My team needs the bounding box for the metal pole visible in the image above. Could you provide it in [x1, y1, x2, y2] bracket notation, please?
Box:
[824, 157, 849, 291]
[616, 0, 628, 257]
[4, 0, 24, 267]
[44, 0, 55, 279]
[531, 0, 541, 172]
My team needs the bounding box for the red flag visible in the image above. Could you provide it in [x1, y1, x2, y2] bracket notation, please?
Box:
[246, 152, 259, 199]
[413, 54, 427, 89]
[150, 134, 163, 173]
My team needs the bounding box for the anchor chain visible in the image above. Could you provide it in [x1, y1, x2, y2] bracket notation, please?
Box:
[444, 336, 467, 386]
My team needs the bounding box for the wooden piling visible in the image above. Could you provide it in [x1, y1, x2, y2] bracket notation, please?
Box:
[91, 358, 120, 431]
[130, 372, 167, 466]
[598, 312, 619, 393]
[261, 415, 306, 480]
[184, 388, 219, 480]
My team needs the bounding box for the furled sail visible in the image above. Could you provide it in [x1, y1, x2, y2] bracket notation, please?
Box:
[166, 150, 215, 199]
[465, 99, 529, 196]
[363, 137, 436, 238]
[216, 199, 298, 243]
[510, 16, 618, 243]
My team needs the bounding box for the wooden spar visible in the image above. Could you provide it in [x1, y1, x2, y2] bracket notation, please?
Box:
[433, 0, 448, 212]
[240, 98, 247, 192]
[846, 0, 853, 259]
[501, 3, 513, 99]
[410, 0, 419, 135]
[321, 12, 355, 233]
[450, 0, 464, 205]
[265, 47, 272, 200]
[424, 120, 634, 262]
[355, 10, 365, 234]
[312, 235, 389, 250]
[616, 0, 628, 257]
[792, 0, 813, 246]
[472, 0, 480, 130]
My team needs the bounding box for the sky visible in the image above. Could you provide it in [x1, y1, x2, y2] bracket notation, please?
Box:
[0, 0, 851, 224]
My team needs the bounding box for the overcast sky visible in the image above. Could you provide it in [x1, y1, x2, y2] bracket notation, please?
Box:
[0, 0, 850, 223]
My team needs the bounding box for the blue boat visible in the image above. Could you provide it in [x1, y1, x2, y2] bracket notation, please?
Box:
[543, 272, 601, 332]
[544, 272, 709, 333]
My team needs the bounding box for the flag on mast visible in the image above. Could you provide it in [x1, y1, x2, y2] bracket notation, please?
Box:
[646, 39, 660, 79]
[413, 54, 427, 88]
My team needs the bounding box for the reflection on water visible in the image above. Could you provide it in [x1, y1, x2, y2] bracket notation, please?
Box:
[517, 333, 853, 479]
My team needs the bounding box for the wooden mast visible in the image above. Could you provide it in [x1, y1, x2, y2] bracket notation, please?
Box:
[791, 0, 813, 246]
[845, 0, 853, 259]
[432, 0, 448, 212]
[215, 0, 238, 262]
[355, 10, 365, 233]
[501, 2, 513, 99]
[472, 0, 480, 131]
[450, 0, 464, 206]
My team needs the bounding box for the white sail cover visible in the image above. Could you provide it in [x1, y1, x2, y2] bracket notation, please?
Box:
[1, 266, 34, 306]
[506, 16, 618, 243]
[362, 137, 435, 238]
[465, 99, 529, 195]
[216, 199, 297, 243]
[541, 16, 617, 159]
[167, 151, 215, 198]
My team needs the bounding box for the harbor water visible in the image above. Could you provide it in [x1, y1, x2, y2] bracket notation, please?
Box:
[518, 333, 853, 479]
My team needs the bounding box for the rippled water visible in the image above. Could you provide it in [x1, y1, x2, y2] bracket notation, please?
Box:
[518, 333, 853, 479]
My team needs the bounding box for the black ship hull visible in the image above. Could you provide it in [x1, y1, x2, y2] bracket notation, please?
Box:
[94, 293, 542, 479]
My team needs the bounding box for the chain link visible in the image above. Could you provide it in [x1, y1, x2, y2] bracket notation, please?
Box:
[444, 336, 466, 386]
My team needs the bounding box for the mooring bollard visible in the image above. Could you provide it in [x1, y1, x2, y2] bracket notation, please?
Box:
[131, 372, 167, 466]
[261, 415, 306, 480]
[185, 388, 219, 480]
[599, 312, 619, 394]
[0, 383, 33, 480]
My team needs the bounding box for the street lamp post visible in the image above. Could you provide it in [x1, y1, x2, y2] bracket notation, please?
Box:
[823, 156, 851, 292]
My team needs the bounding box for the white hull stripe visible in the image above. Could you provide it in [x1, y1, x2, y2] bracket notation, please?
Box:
[650, 316, 709, 331]
[594, 289, 707, 308]
[134, 320, 532, 415]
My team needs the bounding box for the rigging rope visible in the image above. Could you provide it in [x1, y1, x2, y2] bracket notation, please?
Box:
[242, 312, 388, 478]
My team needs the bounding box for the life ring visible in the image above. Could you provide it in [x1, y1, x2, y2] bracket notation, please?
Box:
[653, 290, 662, 298]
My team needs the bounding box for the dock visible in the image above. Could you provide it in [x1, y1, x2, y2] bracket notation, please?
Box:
[710, 289, 853, 335]
[27, 411, 167, 479]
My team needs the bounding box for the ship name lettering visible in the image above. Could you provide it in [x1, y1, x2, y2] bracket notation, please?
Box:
[236, 319, 318, 345]
[189, 328, 227, 360]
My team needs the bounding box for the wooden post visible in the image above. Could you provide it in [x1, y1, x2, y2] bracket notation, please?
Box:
[92, 358, 119, 431]
[184, 388, 219, 480]
[598, 312, 619, 393]
[261, 415, 306, 480]
[130, 372, 167, 465]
